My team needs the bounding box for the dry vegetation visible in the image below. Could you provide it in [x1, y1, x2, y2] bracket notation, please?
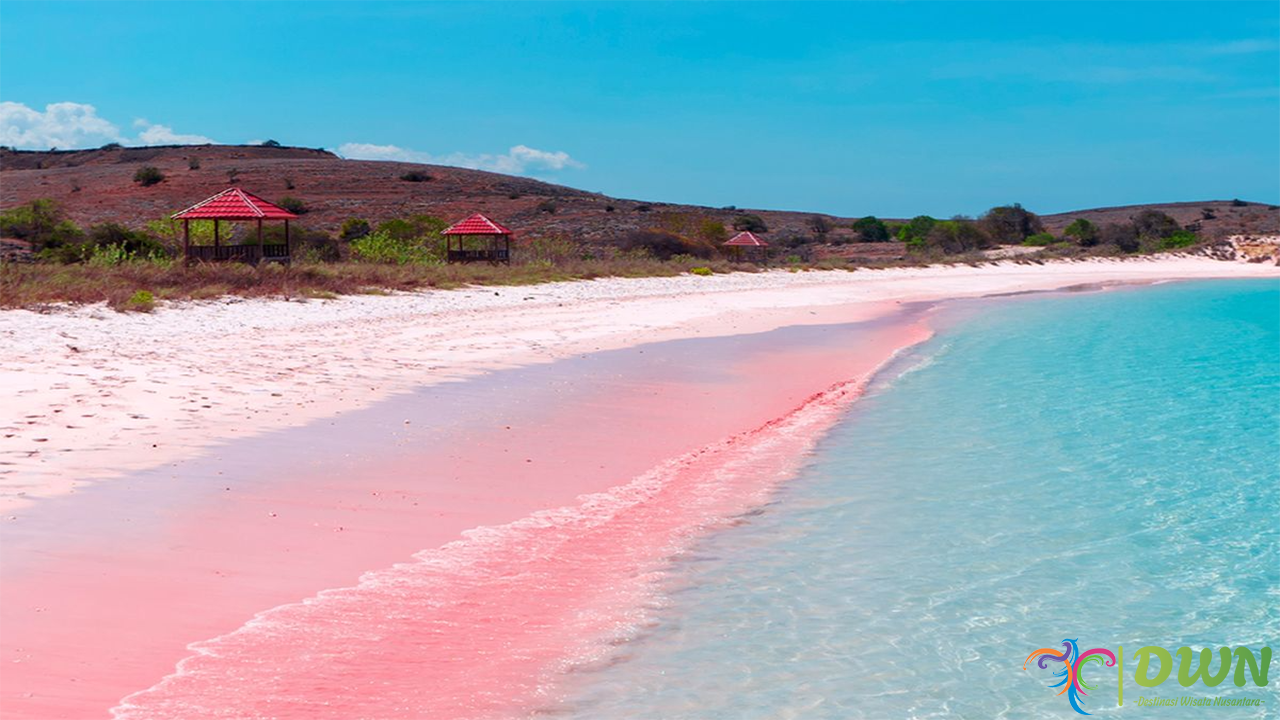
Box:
[0, 258, 768, 311]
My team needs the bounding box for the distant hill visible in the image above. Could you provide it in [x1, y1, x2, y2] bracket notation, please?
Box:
[1039, 200, 1277, 239]
[2, 144, 1276, 245]
[0, 144, 849, 242]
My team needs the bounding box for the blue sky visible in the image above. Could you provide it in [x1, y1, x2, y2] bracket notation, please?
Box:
[2, 1, 1277, 217]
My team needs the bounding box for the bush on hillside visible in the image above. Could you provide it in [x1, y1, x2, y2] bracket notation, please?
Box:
[277, 196, 309, 215]
[1131, 209, 1180, 240]
[981, 203, 1043, 244]
[1100, 222, 1140, 253]
[732, 214, 768, 233]
[852, 216, 890, 242]
[1022, 232, 1056, 247]
[340, 218, 371, 241]
[1063, 218, 1099, 247]
[897, 215, 937, 244]
[351, 230, 440, 264]
[399, 171, 433, 182]
[133, 166, 165, 187]
[620, 229, 714, 260]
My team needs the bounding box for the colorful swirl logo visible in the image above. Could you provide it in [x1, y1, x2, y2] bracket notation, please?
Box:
[1024, 639, 1118, 715]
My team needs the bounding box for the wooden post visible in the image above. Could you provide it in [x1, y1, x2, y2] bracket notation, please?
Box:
[213, 219, 220, 249]
[257, 218, 264, 264]
[284, 220, 291, 261]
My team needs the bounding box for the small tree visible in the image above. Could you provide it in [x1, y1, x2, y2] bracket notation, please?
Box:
[732, 214, 768, 233]
[897, 215, 937, 244]
[851, 216, 890, 242]
[399, 171, 433, 182]
[1100, 222, 1140, 253]
[807, 215, 833, 238]
[133, 166, 165, 187]
[696, 218, 728, 244]
[980, 203, 1043, 244]
[924, 220, 992, 254]
[340, 218, 371, 241]
[260, 139, 282, 148]
[1131, 209, 1180, 240]
[227, 167, 241, 183]
[1063, 218, 1099, 247]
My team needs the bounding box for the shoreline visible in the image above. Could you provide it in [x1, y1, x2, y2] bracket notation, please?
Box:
[1, 257, 1276, 511]
[4, 299, 932, 718]
[0, 259, 1277, 718]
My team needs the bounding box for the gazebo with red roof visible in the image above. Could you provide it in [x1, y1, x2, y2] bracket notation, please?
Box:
[724, 230, 769, 262]
[442, 213, 512, 264]
[171, 188, 299, 265]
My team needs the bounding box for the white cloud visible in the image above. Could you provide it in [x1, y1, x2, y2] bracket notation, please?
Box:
[0, 101, 216, 149]
[0, 101, 121, 149]
[132, 118, 215, 145]
[338, 142, 585, 175]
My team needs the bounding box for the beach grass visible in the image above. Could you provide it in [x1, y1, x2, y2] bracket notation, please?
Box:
[0, 257, 772, 310]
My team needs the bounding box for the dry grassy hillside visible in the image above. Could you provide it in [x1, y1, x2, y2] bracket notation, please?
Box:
[0, 144, 850, 242]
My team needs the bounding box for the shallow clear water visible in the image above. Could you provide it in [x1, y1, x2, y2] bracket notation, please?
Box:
[558, 280, 1280, 719]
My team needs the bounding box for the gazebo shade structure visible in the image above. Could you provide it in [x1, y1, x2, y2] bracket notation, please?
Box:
[724, 231, 769, 262]
[442, 213, 513, 264]
[171, 188, 299, 265]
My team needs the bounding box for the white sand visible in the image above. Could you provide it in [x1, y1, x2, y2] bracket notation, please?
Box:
[2, 257, 1276, 510]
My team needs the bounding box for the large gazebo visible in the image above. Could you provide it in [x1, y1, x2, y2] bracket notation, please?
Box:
[724, 230, 769, 262]
[442, 213, 512, 264]
[171, 188, 299, 265]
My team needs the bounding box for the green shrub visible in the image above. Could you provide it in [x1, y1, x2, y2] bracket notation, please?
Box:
[340, 218, 371, 241]
[86, 243, 138, 267]
[537, 199, 557, 214]
[277, 196, 309, 215]
[852, 216, 890, 242]
[1022, 232, 1056, 247]
[697, 219, 728, 244]
[620, 229, 713, 260]
[375, 215, 448, 240]
[350, 231, 440, 264]
[897, 215, 937, 243]
[1132, 209, 1180, 240]
[1063, 218, 1099, 246]
[187, 157, 201, 170]
[1161, 229, 1200, 250]
[690, 266, 713, 276]
[133, 166, 165, 187]
[125, 290, 155, 312]
[732, 214, 768, 233]
[980, 203, 1043, 244]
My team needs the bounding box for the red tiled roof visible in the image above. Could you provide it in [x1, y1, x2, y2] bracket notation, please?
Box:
[442, 213, 513, 236]
[724, 231, 768, 247]
[171, 188, 299, 220]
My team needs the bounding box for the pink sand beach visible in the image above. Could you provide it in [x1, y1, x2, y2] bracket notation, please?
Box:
[1, 260, 1276, 719]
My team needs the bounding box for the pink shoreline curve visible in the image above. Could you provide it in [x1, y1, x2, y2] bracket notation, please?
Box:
[2, 307, 929, 720]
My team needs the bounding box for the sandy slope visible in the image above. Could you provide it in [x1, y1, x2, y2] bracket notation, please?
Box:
[1, 257, 1276, 510]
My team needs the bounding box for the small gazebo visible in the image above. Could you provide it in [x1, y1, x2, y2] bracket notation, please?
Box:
[171, 188, 299, 265]
[724, 230, 769, 262]
[442, 213, 512, 264]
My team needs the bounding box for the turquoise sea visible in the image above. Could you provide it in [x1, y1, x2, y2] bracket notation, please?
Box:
[559, 280, 1279, 719]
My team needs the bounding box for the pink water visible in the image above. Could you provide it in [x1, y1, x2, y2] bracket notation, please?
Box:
[2, 309, 930, 719]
